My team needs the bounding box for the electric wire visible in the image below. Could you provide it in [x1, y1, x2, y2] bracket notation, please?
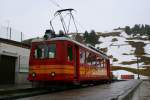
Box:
[48, 0, 63, 9]
[74, 18, 85, 32]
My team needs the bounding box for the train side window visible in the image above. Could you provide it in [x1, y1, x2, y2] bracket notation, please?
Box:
[80, 49, 85, 64]
[103, 59, 106, 67]
[100, 59, 105, 68]
[92, 55, 97, 65]
[97, 57, 101, 67]
[67, 46, 73, 61]
[48, 44, 56, 58]
[97, 58, 103, 68]
[86, 52, 92, 65]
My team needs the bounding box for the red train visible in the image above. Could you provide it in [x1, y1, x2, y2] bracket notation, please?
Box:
[121, 75, 134, 80]
[28, 36, 111, 85]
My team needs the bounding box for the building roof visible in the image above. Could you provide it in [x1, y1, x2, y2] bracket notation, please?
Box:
[0, 38, 30, 49]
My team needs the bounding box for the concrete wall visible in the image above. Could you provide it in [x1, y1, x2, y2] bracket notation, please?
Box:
[0, 43, 30, 84]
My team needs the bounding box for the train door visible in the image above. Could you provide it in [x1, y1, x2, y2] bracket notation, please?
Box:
[67, 44, 78, 79]
[73, 45, 78, 79]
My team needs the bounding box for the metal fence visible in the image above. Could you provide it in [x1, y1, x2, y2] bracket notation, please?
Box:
[0, 25, 27, 42]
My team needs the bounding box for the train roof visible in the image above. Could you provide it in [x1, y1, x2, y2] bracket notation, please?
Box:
[32, 37, 109, 59]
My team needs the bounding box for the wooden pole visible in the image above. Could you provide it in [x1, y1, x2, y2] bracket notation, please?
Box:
[137, 56, 140, 79]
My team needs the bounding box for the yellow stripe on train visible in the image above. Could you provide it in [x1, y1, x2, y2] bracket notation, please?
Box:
[29, 65, 107, 76]
[29, 65, 74, 74]
[29, 65, 74, 70]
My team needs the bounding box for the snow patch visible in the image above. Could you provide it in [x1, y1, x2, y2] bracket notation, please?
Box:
[144, 44, 150, 55]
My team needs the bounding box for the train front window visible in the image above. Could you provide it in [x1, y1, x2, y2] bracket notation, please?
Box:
[34, 44, 56, 59]
[48, 44, 56, 58]
[34, 45, 45, 59]
[35, 48, 41, 58]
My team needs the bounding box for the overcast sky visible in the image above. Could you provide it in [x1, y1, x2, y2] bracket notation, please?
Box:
[0, 0, 150, 38]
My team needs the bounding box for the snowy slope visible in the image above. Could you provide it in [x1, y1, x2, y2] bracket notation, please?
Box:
[96, 31, 150, 79]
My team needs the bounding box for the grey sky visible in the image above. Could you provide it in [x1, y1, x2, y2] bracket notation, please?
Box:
[0, 0, 150, 38]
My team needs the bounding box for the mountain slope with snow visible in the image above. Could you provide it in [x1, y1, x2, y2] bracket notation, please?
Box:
[96, 31, 150, 79]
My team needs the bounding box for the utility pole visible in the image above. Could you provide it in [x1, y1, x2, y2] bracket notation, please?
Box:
[6, 20, 10, 39]
[137, 56, 140, 79]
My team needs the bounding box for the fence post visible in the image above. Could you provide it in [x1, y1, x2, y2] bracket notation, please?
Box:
[21, 32, 23, 42]
[10, 27, 12, 40]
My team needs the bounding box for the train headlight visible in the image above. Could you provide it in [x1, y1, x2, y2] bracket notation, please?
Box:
[32, 72, 36, 77]
[51, 72, 55, 77]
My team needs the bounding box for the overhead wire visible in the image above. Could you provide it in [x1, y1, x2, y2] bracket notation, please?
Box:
[48, 0, 63, 32]
[74, 18, 85, 33]
[69, 11, 85, 32]
[70, 12, 78, 33]
[48, 0, 63, 9]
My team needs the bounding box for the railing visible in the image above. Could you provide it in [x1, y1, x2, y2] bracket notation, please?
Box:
[0, 25, 28, 42]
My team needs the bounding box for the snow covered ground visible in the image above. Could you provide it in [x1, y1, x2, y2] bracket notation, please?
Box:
[144, 44, 150, 57]
[96, 31, 150, 79]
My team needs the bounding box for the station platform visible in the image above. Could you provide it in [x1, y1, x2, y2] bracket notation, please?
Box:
[0, 84, 32, 95]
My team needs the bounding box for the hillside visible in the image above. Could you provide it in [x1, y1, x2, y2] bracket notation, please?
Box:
[96, 30, 150, 79]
